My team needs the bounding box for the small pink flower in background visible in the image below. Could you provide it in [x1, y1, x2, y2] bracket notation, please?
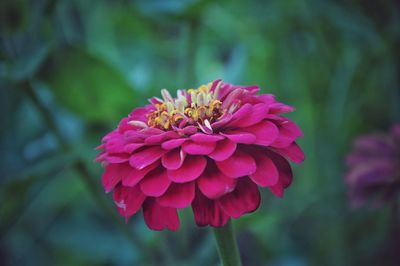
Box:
[345, 124, 400, 208]
[96, 80, 305, 231]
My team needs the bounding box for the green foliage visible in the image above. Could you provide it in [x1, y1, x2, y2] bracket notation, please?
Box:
[40, 47, 137, 124]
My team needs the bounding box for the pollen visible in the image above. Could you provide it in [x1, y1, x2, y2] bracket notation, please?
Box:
[147, 82, 223, 131]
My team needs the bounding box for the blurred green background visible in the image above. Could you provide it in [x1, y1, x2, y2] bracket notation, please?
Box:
[1, 0, 399, 265]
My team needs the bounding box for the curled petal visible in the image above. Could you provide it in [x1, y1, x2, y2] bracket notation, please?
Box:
[145, 131, 180, 144]
[143, 198, 180, 231]
[217, 178, 261, 219]
[249, 150, 279, 187]
[208, 139, 237, 161]
[216, 149, 256, 178]
[168, 155, 207, 183]
[272, 142, 305, 164]
[236, 103, 269, 127]
[271, 120, 303, 148]
[190, 133, 224, 143]
[192, 191, 229, 227]
[157, 182, 195, 208]
[227, 103, 253, 127]
[113, 185, 146, 219]
[162, 149, 186, 170]
[129, 146, 167, 169]
[101, 163, 127, 193]
[266, 150, 293, 198]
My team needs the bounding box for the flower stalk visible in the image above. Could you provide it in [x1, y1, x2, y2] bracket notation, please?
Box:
[213, 221, 242, 266]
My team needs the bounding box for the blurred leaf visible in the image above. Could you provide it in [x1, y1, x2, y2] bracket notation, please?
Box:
[39, 47, 136, 124]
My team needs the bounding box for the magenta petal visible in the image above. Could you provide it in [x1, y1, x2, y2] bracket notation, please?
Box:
[238, 103, 269, 127]
[220, 131, 256, 144]
[227, 103, 253, 127]
[249, 150, 279, 187]
[124, 143, 145, 153]
[208, 139, 237, 161]
[271, 120, 303, 148]
[216, 149, 256, 178]
[143, 198, 180, 231]
[212, 113, 233, 129]
[182, 141, 216, 155]
[157, 182, 195, 208]
[161, 138, 187, 150]
[122, 161, 158, 187]
[272, 142, 305, 164]
[113, 185, 146, 218]
[192, 191, 229, 227]
[145, 131, 180, 144]
[103, 153, 130, 163]
[168, 155, 207, 183]
[129, 146, 166, 169]
[266, 150, 293, 198]
[140, 168, 171, 197]
[242, 120, 279, 146]
[162, 149, 186, 170]
[217, 178, 261, 219]
[198, 163, 237, 199]
[190, 133, 224, 143]
[101, 163, 126, 193]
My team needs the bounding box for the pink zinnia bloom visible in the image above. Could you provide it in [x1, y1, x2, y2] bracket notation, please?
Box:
[96, 80, 305, 231]
[345, 124, 400, 208]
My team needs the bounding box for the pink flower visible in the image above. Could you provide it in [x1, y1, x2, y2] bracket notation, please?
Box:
[96, 80, 305, 231]
[345, 124, 400, 208]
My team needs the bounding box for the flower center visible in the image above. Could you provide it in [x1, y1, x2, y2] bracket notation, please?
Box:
[147, 82, 223, 130]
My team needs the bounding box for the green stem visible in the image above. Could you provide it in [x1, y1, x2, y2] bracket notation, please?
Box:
[213, 221, 242, 266]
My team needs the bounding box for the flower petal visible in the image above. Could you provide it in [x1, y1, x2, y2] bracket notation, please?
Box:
[271, 120, 303, 148]
[272, 142, 305, 164]
[182, 141, 216, 155]
[217, 178, 260, 219]
[122, 161, 158, 187]
[167, 155, 207, 183]
[266, 150, 293, 198]
[140, 168, 171, 197]
[208, 139, 237, 161]
[143, 198, 180, 231]
[101, 163, 127, 193]
[227, 103, 253, 127]
[145, 131, 180, 144]
[113, 185, 146, 219]
[198, 162, 237, 199]
[157, 181, 195, 208]
[249, 150, 279, 187]
[242, 120, 279, 146]
[237, 103, 269, 127]
[129, 146, 166, 169]
[192, 191, 229, 227]
[190, 133, 224, 142]
[124, 143, 145, 153]
[216, 149, 256, 178]
[161, 138, 187, 150]
[162, 149, 186, 170]
[220, 131, 256, 144]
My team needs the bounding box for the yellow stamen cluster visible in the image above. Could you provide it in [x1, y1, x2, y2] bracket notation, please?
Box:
[147, 83, 223, 130]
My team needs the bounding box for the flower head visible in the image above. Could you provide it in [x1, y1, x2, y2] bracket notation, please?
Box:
[96, 80, 305, 231]
[345, 124, 400, 208]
